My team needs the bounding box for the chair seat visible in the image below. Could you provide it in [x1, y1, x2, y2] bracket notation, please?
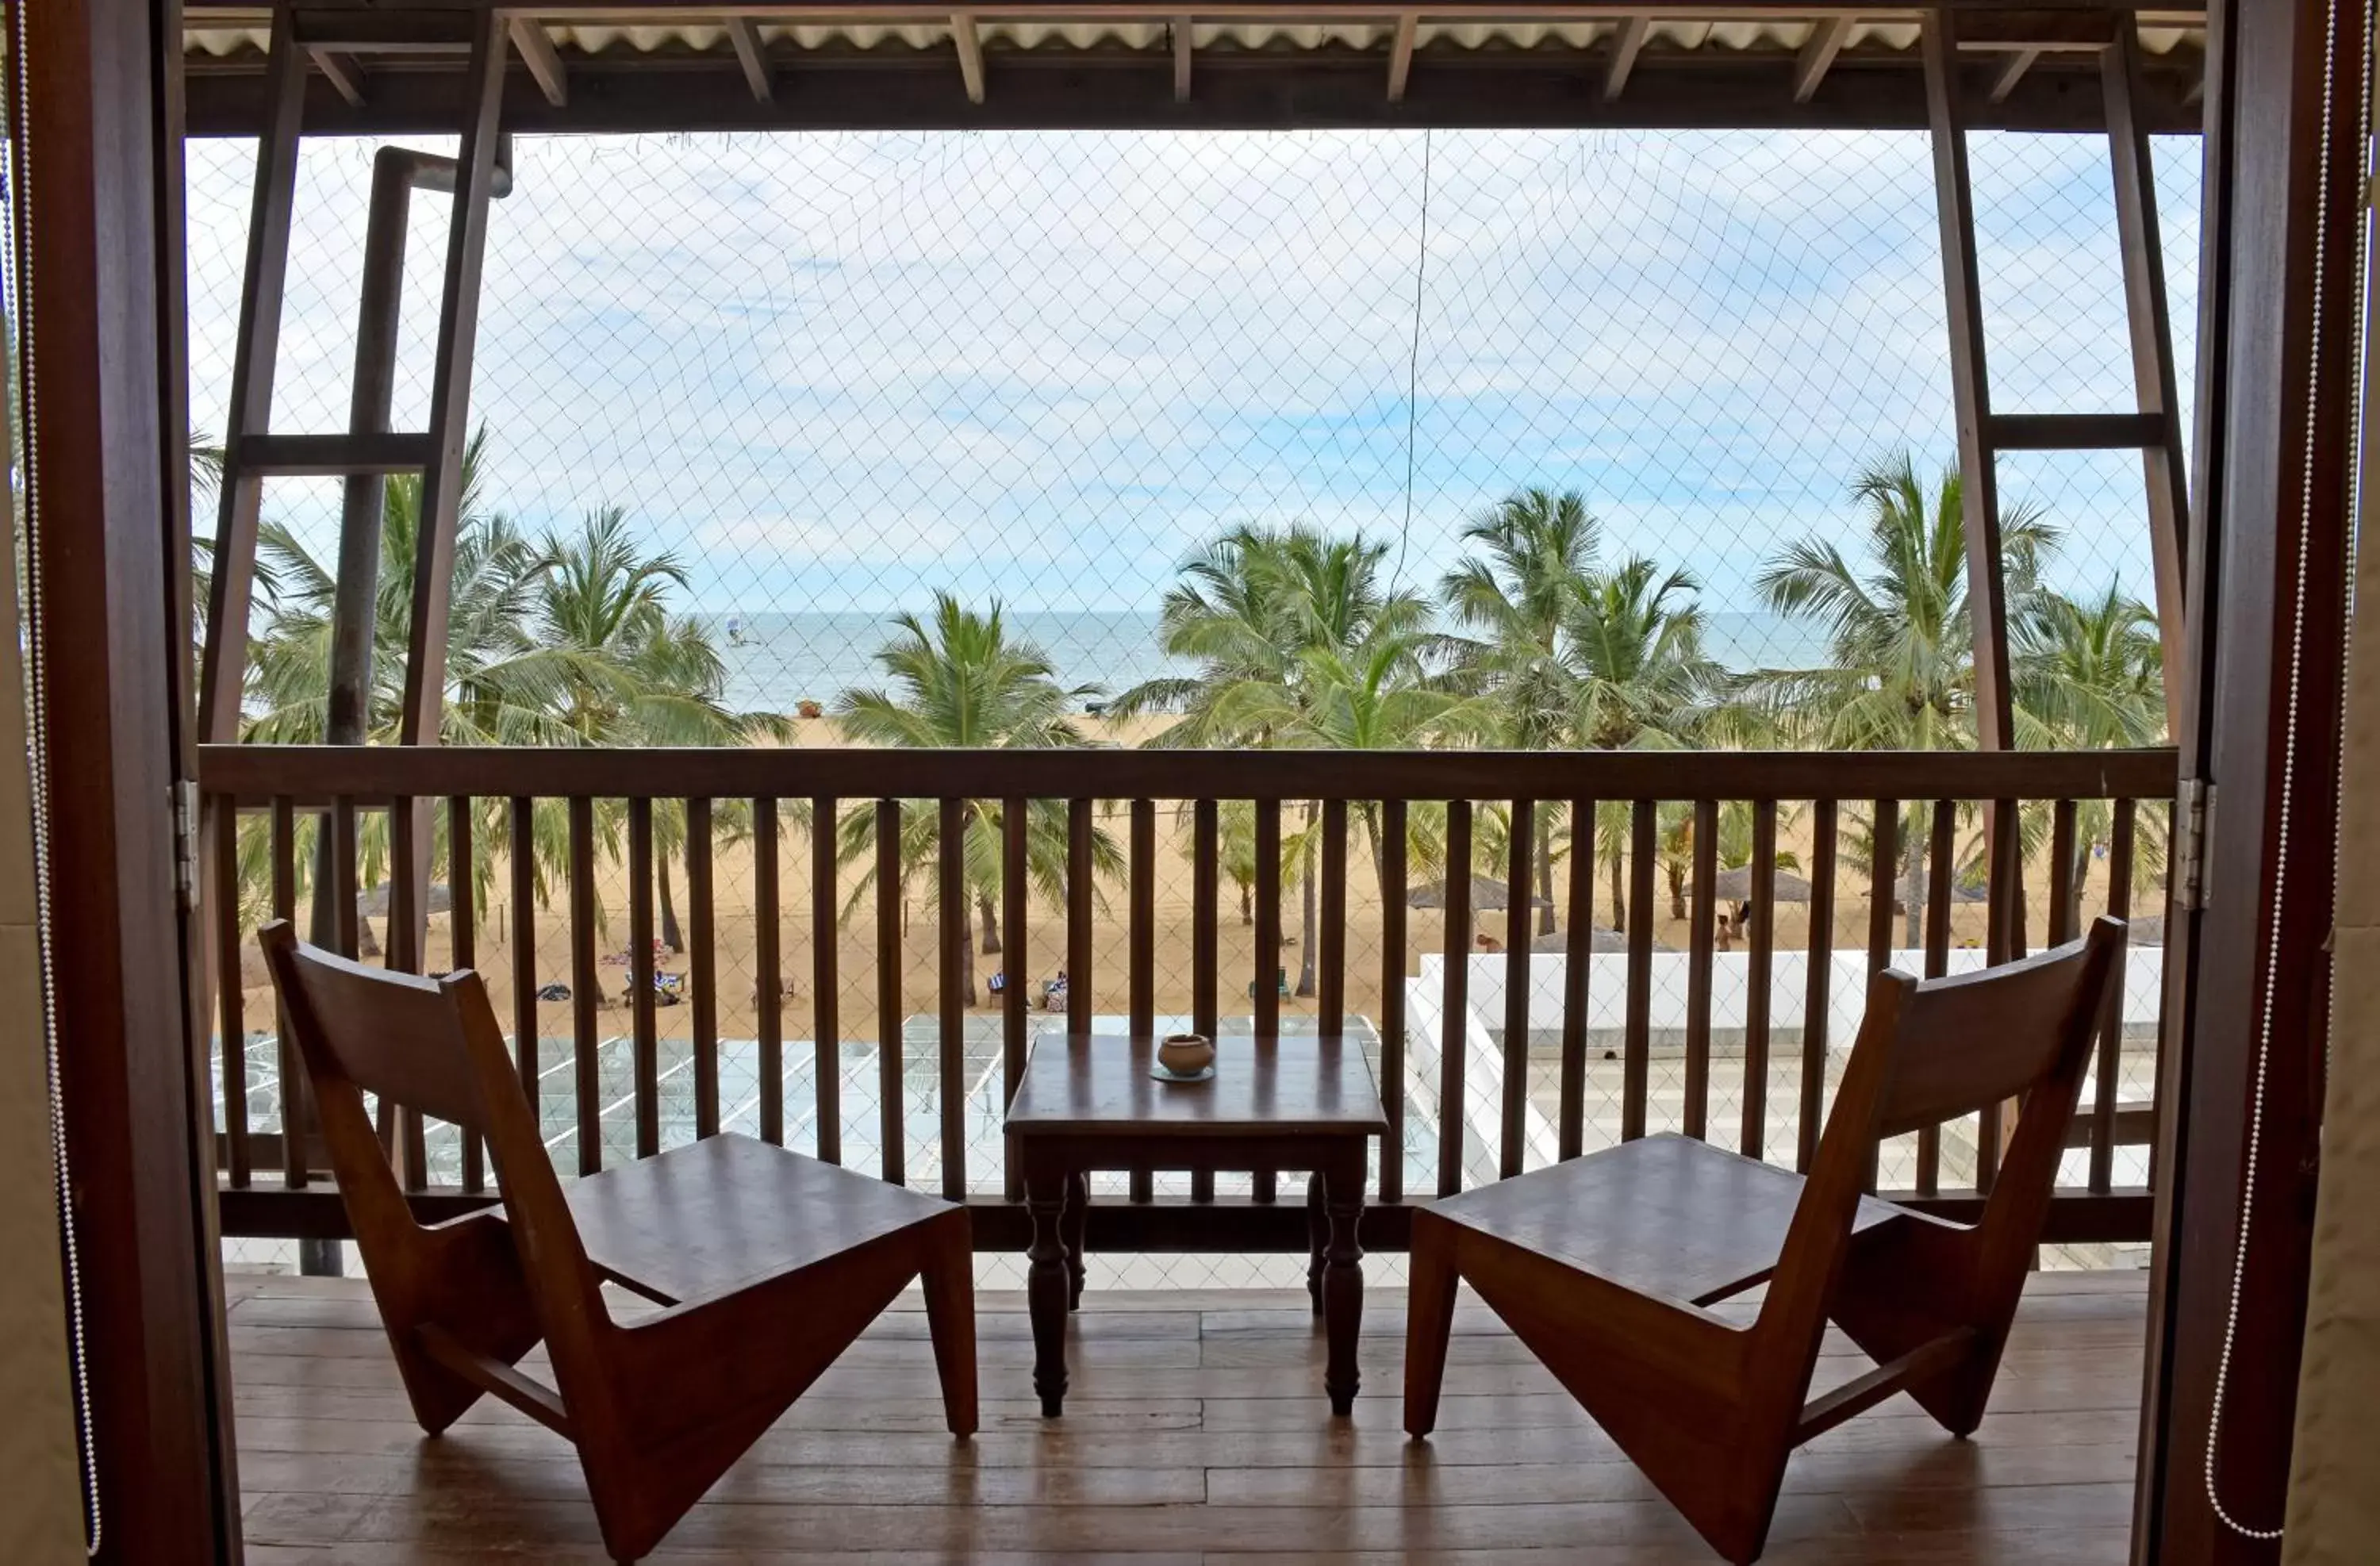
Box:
[566, 1133, 954, 1307]
[1428, 1134, 1914, 1307]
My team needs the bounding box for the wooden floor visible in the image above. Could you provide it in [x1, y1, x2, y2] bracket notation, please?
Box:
[230, 1268, 2148, 1564]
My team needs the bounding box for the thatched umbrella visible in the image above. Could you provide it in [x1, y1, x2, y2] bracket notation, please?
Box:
[1531, 926, 1676, 955]
[1708, 864, 1814, 904]
[1896, 870, 1988, 908]
[1407, 874, 1552, 912]
[357, 881, 455, 916]
[2127, 913, 2166, 946]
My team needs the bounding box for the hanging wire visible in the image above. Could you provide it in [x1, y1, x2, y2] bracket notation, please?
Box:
[2, 1, 102, 1552]
[1388, 126, 1433, 597]
[2201, 0, 2375, 1542]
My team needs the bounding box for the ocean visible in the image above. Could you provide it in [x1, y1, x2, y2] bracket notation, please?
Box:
[701, 611, 1832, 717]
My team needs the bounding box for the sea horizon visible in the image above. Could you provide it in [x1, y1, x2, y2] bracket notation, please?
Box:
[699, 609, 1836, 716]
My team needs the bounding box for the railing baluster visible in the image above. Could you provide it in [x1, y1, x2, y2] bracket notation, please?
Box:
[1128, 798, 1155, 1203]
[939, 797, 967, 1200]
[1559, 797, 1593, 1161]
[450, 796, 482, 1193]
[2048, 798, 2079, 946]
[877, 799, 904, 1186]
[1379, 797, 1407, 1203]
[688, 797, 718, 1140]
[754, 796, 782, 1146]
[271, 796, 306, 1188]
[330, 796, 360, 958]
[390, 796, 428, 1188]
[1003, 796, 1029, 1203]
[1191, 798, 1218, 1204]
[1684, 797, 1718, 1142]
[1622, 800, 1655, 1143]
[1319, 798, 1347, 1036]
[2090, 796, 2136, 1194]
[1798, 800, 1837, 1174]
[1500, 798, 1534, 1177]
[1066, 797, 1092, 1037]
[1979, 794, 2025, 1190]
[212, 802, 249, 1188]
[509, 797, 536, 1108]
[1253, 797, 1282, 1203]
[1917, 797, 1955, 1196]
[1863, 798, 1898, 1192]
[1253, 798, 1281, 1040]
[1438, 799, 1472, 1196]
[812, 795, 840, 1165]
[1742, 799, 1776, 1161]
[567, 796, 600, 1176]
[628, 796, 658, 1160]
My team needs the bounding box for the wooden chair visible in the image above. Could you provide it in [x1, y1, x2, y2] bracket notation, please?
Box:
[1405, 918, 2125, 1564]
[259, 921, 977, 1563]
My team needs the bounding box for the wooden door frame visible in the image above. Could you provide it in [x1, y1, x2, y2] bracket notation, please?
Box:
[2136, 0, 2366, 1560]
[11, 0, 240, 1557]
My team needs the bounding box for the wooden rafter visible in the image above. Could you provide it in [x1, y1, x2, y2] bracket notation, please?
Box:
[724, 16, 775, 100]
[309, 48, 367, 109]
[1987, 44, 2040, 102]
[1603, 14, 1649, 99]
[1388, 10, 1418, 102]
[952, 12, 986, 103]
[1792, 15, 1852, 102]
[510, 17, 570, 106]
[1173, 13, 1193, 100]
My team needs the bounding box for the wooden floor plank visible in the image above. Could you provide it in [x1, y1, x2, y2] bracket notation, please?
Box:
[228, 1269, 2148, 1562]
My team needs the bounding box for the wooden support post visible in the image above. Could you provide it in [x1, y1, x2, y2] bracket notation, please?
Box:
[395, 10, 509, 951]
[196, 5, 303, 745]
[2104, 17, 2193, 740]
[1922, 9, 2014, 756]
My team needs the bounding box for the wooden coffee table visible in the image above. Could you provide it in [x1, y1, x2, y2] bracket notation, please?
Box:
[1003, 1033, 1390, 1417]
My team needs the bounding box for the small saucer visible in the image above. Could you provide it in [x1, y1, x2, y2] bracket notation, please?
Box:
[1149, 1061, 1217, 1084]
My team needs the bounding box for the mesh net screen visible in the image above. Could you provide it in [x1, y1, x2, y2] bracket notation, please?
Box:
[192, 126, 2195, 1278]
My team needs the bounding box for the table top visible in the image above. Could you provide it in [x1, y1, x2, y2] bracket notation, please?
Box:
[1004, 1034, 1390, 1138]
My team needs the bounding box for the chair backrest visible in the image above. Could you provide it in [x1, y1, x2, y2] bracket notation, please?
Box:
[259, 921, 604, 1372]
[1752, 916, 2125, 1425]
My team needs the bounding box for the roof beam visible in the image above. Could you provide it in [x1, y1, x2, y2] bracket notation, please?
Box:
[1387, 10, 1418, 102]
[1987, 43, 2040, 102]
[951, 11, 985, 103]
[309, 47, 367, 109]
[1791, 15, 1851, 102]
[509, 17, 568, 106]
[1603, 15, 1649, 100]
[723, 15, 774, 100]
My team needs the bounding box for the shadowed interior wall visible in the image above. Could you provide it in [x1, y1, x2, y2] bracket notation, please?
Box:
[0, 310, 90, 1560]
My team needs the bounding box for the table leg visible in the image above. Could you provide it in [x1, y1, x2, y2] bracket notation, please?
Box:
[1305, 1172, 1325, 1317]
[1025, 1165, 1070, 1416]
[1321, 1146, 1368, 1416]
[1062, 1171, 1089, 1311]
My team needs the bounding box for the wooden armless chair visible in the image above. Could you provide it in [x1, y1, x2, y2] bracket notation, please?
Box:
[259, 921, 977, 1563]
[1405, 917, 2125, 1564]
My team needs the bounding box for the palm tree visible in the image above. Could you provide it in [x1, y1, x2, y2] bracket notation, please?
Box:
[2014, 583, 2169, 929]
[1439, 489, 1601, 931]
[1115, 525, 1442, 993]
[1751, 452, 2057, 941]
[834, 594, 1120, 999]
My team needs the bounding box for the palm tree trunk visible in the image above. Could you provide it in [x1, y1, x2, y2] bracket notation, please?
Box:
[977, 889, 1001, 955]
[1239, 880, 1253, 926]
[1535, 818, 1557, 936]
[1296, 802, 1319, 998]
[357, 916, 380, 960]
[658, 846, 683, 954]
[1608, 845, 1626, 931]
[1667, 862, 1687, 921]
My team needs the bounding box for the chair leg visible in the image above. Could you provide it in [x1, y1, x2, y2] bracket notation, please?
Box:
[921, 1216, 979, 1438]
[1403, 1211, 1459, 1437]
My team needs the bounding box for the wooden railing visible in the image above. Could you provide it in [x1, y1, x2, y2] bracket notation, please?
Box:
[200, 744, 2178, 1250]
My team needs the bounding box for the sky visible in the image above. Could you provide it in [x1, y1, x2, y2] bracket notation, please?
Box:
[182, 126, 2203, 629]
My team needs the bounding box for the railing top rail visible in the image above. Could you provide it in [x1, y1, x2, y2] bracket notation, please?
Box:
[198, 743, 2182, 803]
